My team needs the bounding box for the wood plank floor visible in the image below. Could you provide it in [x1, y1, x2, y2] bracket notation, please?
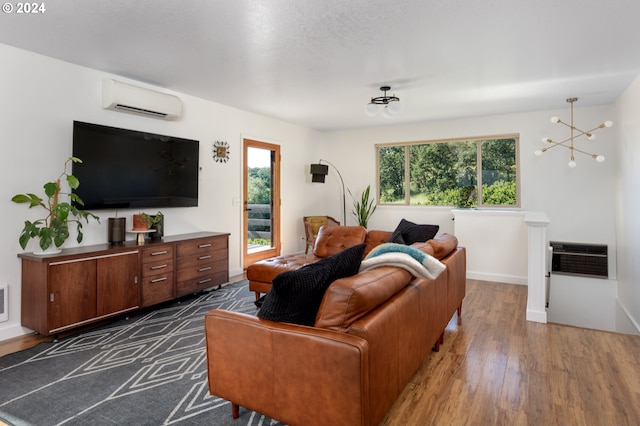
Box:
[2, 279, 640, 425]
[383, 279, 640, 425]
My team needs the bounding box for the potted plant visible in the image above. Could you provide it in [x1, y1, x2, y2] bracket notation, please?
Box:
[132, 213, 150, 231]
[349, 184, 377, 228]
[11, 157, 100, 254]
[132, 211, 164, 239]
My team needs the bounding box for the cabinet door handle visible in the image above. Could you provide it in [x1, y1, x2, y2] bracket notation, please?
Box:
[199, 266, 212, 272]
[198, 255, 212, 260]
[198, 243, 212, 248]
[151, 264, 168, 270]
[198, 278, 212, 285]
[151, 250, 168, 256]
[151, 277, 168, 283]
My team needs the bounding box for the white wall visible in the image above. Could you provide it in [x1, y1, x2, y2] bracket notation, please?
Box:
[0, 44, 325, 340]
[453, 210, 528, 284]
[325, 105, 619, 329]
[614, 74, 640, 334]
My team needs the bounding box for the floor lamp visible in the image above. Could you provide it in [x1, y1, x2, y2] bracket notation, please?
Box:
[310, 159, 346, 225]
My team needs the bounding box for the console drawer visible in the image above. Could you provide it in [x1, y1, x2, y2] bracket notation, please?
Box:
[141, 245, 174, 264]
[176, 259, 224, 282]
[142, 258, 175, 277]
[176, 237, 227, 258]
[142, 272, 175, 306]
[178, 249, 227, 269]
[177, 269, 228, 295]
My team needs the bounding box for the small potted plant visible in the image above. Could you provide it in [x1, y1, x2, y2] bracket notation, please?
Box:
[132, 213, 150, 231]
[11, 157, 100, 254]
[132, 211, 164, 239]
[349, 184, 377, 228]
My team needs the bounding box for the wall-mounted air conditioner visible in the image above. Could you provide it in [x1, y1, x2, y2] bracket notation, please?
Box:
[550, 241, 608, 278]
[102, 79, 182, 120]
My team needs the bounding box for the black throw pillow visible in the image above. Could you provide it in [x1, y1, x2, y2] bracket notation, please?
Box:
[258, 243, 366, 326]
[388, 218, 439, 245]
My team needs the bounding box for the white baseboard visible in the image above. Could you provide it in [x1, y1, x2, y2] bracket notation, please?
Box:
[616, 298, 640, 334]
[526, 308, 548, 323]
[467, 271, 527, 285]
[0, 323, 30, 342]
[229, 267, 245, 281]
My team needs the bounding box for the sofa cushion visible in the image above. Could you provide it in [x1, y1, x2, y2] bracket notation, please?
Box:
[387, 219, 439, 245]
[315, 267, 413, 331]
[313, 225, 367, 258]
[363, 230, 393, 257]
[424, 233, 458, 260]
[258, 244, 366, 326]
[247, 253, 319, 285]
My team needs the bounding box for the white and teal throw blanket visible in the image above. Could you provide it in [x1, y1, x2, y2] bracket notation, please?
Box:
[359, 243, 446, 279]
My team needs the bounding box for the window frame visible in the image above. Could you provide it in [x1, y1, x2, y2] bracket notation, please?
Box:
[376, 133, 521, 208]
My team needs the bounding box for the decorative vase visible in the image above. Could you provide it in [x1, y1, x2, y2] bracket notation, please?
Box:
[108, 217, 126, 244]
[150, 215, 164, 240]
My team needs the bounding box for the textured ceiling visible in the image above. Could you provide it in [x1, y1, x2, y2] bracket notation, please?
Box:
[2, 0, 640, 131]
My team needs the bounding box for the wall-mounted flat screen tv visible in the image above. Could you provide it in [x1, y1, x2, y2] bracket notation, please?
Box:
[72, 121, 199, 210]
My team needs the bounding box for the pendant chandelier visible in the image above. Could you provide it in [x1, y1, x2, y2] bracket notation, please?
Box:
[365, 86, 401, 118]
[535, 97, 612, 168]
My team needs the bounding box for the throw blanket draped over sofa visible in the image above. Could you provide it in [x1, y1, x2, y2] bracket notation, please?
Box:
[205, 225, 466, 426]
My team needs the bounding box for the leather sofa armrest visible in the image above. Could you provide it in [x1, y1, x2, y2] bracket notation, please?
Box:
[205, 309, 371, 426]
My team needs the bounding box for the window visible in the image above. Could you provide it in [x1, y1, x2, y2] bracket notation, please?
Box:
[377, 135, 519, 208]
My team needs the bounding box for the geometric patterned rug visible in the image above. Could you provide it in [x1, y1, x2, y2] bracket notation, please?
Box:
[0, 281, 283, 426]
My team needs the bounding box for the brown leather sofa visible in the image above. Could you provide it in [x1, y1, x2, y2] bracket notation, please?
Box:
[204, 226, 466, 426]
[246, 225, 391, 299]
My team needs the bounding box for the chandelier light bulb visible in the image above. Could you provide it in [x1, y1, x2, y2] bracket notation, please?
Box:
[387, 100, 401, 114]
[604, 121, 613, 127]
[551, 116, 560, 123]
[542, 137, 550, 143]
[365, 103, 379, 116]
[568, 159, 577, 168]
[382, 106, 394, 119]
[587, 133, 595, 140]
[596, 155, 605, 162]
[534, 150, 543, 156]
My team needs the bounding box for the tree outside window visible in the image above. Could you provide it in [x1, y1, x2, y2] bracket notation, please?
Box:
[377, 135, 519, 208]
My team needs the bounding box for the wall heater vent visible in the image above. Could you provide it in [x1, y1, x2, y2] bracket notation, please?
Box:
[0, 283, 7, 322]
[550, 241, 608, 278]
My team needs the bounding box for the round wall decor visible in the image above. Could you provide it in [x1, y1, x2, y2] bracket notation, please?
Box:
[212, 141, 230, 163]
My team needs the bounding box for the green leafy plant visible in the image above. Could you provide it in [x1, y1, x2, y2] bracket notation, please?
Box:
[349, 184, 377, 228]
[11, 157, 100, 251]
[134, 211, 163, 229]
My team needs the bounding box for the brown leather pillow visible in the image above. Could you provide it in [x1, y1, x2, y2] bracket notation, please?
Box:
[313, 226, 367, 258]
[426, 233, 458, 259]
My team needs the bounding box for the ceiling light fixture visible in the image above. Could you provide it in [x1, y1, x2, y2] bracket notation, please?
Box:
[365, 86, 401, 118]
[535, 97, 612, 168]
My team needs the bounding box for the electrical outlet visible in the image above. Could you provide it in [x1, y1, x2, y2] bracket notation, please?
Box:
[0, 283, 7, 322]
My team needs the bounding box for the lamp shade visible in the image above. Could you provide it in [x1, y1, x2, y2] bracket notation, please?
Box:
[310, 163, 328, 183]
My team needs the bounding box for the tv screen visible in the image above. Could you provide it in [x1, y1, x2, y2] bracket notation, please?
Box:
[72, 121, 199, 210]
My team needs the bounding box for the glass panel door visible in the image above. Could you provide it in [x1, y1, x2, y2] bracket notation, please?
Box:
[243, 139, 280, 266]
